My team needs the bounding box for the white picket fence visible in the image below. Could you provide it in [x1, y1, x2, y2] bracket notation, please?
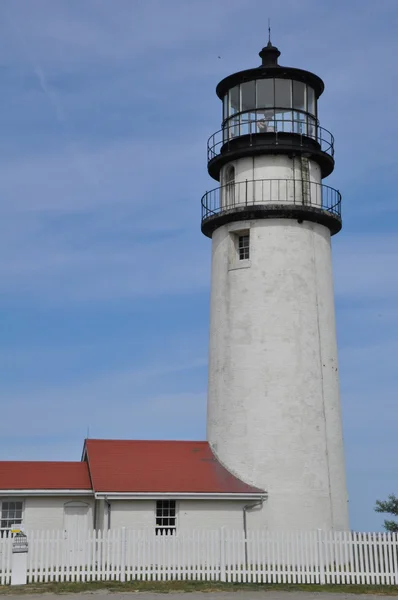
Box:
[1, 529, 398, 586]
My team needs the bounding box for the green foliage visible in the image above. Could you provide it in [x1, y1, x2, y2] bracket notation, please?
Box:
[375, 493, 398, 532]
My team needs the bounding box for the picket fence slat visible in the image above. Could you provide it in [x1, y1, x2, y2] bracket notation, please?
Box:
[1, 528, 398, 586]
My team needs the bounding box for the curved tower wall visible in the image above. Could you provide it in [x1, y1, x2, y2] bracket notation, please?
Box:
[221, 155, 322, 186]
[207, 216, 349, 530]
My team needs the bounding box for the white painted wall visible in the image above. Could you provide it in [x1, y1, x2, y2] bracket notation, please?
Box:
[108, 499, 253, 532]
[4, 496, 95, 531]
[207, 217, 349, 531]
[108, 500, 155, 530]
[221, 156, 321, 186]
[220, 156, 322, 209]
[176, 500, 249, 531]
[0, 496, 260, 534]
[95, 498, 106, 530]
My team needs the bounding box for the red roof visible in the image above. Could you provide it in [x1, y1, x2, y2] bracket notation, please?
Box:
[0, 462, 91, 490]
[84, 439, 263, 495]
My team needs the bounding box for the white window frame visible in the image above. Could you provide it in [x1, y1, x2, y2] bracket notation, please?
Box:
[228, 225, 251, 271]
[224, 164, 235, 208]
[155, 499, 177, 535]
[238, 232, 250, 260]
[0, 499, 24, 533]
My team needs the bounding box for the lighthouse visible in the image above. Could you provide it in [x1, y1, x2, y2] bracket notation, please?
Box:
[202, 39, 349, 531]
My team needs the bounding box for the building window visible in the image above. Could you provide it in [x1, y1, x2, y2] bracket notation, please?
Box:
[1, 501, 23, 530]
[155, 500, 176, 535]
[238, 234, 250, 260]
[225, 165, 235, 207]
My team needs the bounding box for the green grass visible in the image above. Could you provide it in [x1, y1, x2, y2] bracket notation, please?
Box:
[0, 580, 397, 595]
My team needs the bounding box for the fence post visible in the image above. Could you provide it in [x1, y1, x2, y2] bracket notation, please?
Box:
[395, 532, 398, 586]
[10, 530, 29, 586]
[219, 527, 226, 582]
[317, 529, 326, 585]
[120, 528, 126, 582]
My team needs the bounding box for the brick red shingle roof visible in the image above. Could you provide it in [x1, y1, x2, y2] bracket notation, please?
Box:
[84, 439, 263, 495]
[0, 462, 91, 490]
[0, 441, 264, 495]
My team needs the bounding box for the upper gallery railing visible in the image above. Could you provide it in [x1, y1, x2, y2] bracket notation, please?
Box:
[208, 111, 334, 161]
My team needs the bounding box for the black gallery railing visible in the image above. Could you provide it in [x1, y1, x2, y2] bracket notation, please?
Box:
[207, 115, 334, 161]
[201, 178, 342, 223]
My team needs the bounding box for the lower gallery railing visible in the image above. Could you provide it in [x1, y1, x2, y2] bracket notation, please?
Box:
[1, 529, 397, 585]
[201, 179, 341, 224]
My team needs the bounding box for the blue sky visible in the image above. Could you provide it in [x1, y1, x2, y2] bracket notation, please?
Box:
[0, 0, 397, 532]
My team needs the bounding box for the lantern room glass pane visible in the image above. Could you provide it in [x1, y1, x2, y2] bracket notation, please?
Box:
[293, 111, 307, 135]
[307, 86, 316, 116]
[223, 95, 228, 121]
[308, 114, 316, 138]
[293, 81, 305, 112]
[226, 115, 240, 139]
[275, 79, 292, 108]
[229, 86, 240, 117]
[241, 81, 256, 112]
[275, 109, 293, 131]
[256, 79, 274, 108]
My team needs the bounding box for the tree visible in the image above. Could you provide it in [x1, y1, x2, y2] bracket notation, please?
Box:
[375, 494, 398, 533]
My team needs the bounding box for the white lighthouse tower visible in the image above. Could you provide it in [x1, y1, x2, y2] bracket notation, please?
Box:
[202, 39, 349, 531]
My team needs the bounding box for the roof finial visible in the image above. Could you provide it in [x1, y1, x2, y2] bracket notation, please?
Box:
[259, 25, 281, 67]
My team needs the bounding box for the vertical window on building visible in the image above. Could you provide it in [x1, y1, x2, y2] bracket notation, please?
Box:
[275, 79, 292, 108]
[224, 165, 235, 208]
[274, 79, 292, 132]
[155, 500, 176, 535]
[240, 81, 256, 135]
[256, 78, 274, 108]
[238, 233, 250, 260]
[227, 86, 241, 138]
[1, 501, 23, 531]
[228, 85, 240, 117]
[292, 81, 306, 112]
[307, 86, 316, 117]
[222, 95, 228, 122]
[292, 81, 307, 135]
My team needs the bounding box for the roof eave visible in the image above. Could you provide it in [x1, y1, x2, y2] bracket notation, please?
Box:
[216, 66, 325, 99]
[94, 491, 267, 501]
[0, 489, 93, 496]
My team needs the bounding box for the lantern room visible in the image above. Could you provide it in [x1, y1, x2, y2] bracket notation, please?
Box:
[207, 41, 335, 181]
[222, 77, 317, 140]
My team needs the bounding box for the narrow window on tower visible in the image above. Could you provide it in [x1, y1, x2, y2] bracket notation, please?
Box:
[155, 500, 176, 535]
[228, 227, 251, 270]
[224, 165, 235, 208]
[238, 233, 250, 260]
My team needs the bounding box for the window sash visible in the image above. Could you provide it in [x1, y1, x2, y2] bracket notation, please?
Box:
[155, 500, 176, 534]
[238, 234, 250, 260]
[1, 501, 23, 530]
